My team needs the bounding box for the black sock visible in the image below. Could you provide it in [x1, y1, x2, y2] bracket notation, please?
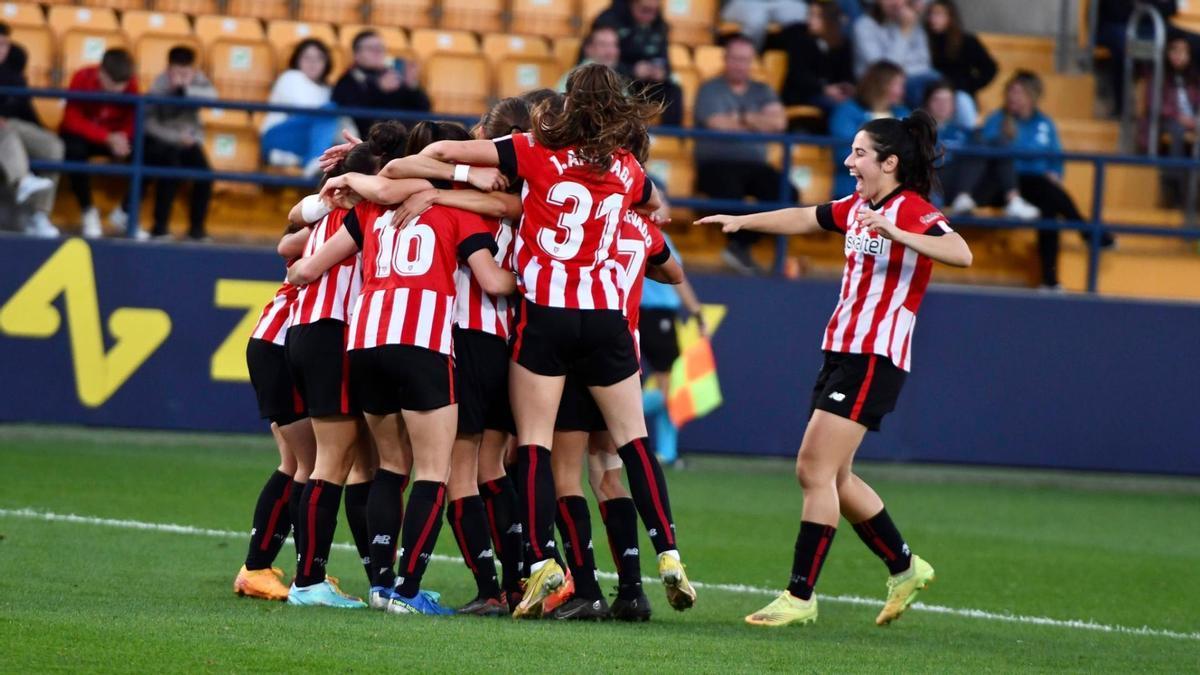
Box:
[787, 521, 837, 600]
[395, 481, 446, 599]
[294, 479, 344, 588]
[556, 496, 603, 600]
[515, 445, 558, 565]
[600, 497, 643, 598]
[367, 469, 408, 588]
[244, 470, 294, 570]
[344, 481, 373, 584]
[288, 481, 304, 565]
[852, 508, 912, 575]
[480, 476, 523, 593]
[616, 437, 677, 554]
[448, 496, 502, 599]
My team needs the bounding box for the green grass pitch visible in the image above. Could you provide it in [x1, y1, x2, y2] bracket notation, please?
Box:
[1, 426, 1197, 672]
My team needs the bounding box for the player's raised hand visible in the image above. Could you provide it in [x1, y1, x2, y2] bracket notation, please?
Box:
[318, 130, 362, 173]
[318, 175, 347, 205]
[695, 214, 743, 233]
[856, 209, 902, 241]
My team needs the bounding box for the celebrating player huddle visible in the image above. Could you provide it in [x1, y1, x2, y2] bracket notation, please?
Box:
[233, 63, 972, 629]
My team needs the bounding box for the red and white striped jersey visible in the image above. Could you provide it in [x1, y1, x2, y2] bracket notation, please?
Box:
[291, 208, 363, 327]
[494, 132, 652, 311]
[614, 210, 669, 354]
[816, 188, 953, 372]
[344, 202, 495, 355]
[454, 217, 515, 339]
[250, 274, 300, 346]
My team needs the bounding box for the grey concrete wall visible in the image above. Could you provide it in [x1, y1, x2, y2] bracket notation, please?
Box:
[955, 0, 1072, 38]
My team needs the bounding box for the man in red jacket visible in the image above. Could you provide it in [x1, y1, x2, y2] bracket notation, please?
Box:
[59, 48, 140, 239]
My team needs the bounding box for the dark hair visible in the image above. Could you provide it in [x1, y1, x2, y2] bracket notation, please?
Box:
[582, 25, 618, 51]
[319, 143, 383, 189]
[519, 88, 557, 108]
[167, 45, 195, 66]
[1166, 36, 1198, 78]
[288, 38, 332, 83]
[0, 22, 10, 37]
[720, 33, 756, 51]
[477, 96, 532, 140]
[856, 60, 904, 111]
[808, 1, 845, 49]
[351, 29, 378, 53]
[1001, 69, 1043, 140]
[366, 120, 409, 162]
[405, 120, 471, 155]
[860, 109, 941, 198]
[100, 48, 134, 83]
[536, 63, 659, 171]
[920, 78, 956, 109]
[926, 0, 965, 60]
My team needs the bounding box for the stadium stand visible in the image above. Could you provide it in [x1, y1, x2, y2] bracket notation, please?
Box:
[440, 0, 504, 34]
[367, 0, 434, 30]
[494, 54, 562, 98]
[0, 2, 46, 29]
[510, 0, 576, 40]
[46, 6, 120, 40]
[121, 10, 193, 44]
[226, 0, 290, 22]
[193, 15, 265, 46]
[409, 28, 479, 60]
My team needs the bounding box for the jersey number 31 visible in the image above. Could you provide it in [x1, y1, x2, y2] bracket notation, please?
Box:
[539, 181, 624, 261]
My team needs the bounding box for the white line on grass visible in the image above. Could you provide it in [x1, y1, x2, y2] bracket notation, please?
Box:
[3, 507, 1198, 642]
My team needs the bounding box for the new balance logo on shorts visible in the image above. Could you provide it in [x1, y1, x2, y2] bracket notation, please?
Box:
[623, 548, 639, 557]
[371, 534, 392, 545]
[478, 549, 494, 560]
[828, 391, 846, 402]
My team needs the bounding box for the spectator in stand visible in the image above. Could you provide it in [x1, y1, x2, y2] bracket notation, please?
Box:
[829, 60, 909, 197]
[693, 34, 789, 274]
[1140, 36, 1200, 206]
[921, 80, 1039, 220]
[60, 48, 139, 239]
[332, 30, 430, 137]
[1095, 0, 1183, 116]
[779, 1, 855, 125]
[0, 22, 62, 238]
[592, 0, 684, 126]
[558, 25, 621, 91]
[852, 0, 940, 109]
[981, 71, 1114, 289]
[143, 45, 216, 241]
[261, 39, 340, 177]
[720, 0, 809, 50]
[924, 0, 994, 127]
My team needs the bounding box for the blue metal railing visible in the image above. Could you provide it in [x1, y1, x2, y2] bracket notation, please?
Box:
[6, 85, 1199, 292]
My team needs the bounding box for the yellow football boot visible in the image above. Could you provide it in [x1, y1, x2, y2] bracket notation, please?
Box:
[234, 565, 290, 601]
[512, 560, 565, 619]
[745, 591, 818, 627]
[876, 554, 935, 626]
[658, 553, 696, 611]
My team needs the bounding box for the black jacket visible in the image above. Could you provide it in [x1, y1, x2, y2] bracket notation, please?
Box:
[592, 4, 672, 81]
[0, 45, 40, 125]
[780, 25, 855, 106]
[331, 66, 431, 136]
[929, 32, 998, 97]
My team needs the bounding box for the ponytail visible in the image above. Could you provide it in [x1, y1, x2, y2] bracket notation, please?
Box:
[860, 109, 942, 199]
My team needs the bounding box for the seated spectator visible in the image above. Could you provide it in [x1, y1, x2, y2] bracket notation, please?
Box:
[924, 0, 994, 127]
[921, 80, 1038, 220]
[59, 48, 138, 239]
[261, 39, 341, 176]
[143, 45, 215, 241]
[593, 0, 684, 126]
[1140, 36, 1200, 206]
[332, 30, 430, 138]
[721, 0, 809, 50]
[779, 1, 855, 123]
[852, 0, 939, 108]
[558, 25, 621, 91]
[1095, 0, 1182, 115]
[829, 60, 909, 197]
[981, 71, 1114, 289]
[693, 34, 789, 274]
[0, 22, 63, 238]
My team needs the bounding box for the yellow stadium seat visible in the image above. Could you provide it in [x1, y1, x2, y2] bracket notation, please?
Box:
[61, 29, 128, 82]
[135, 34, 203, 92]
[266, 19, 337, 66]
[494, 55, 563, 99]
[580, 0, 609, 28]
[510, 0, 577, 40]
[205, 125, 261, 194]
[338, 24, 408, 54]
[409, 28, 478, 60]
[208, 38, 275, 102]
[200, 107, 253, 129]
[193, 15, 265, 46]
[553, 36, 581, 73]
[762, 49, 787, 92]
[10, 25, 52, 86]
[481, 33, 551, 65]
[227, 0, 292, 21]
[36, 0, 70, 4]
[153, 0, 219, 14]
[422, 52, 490, 115]
[297, 0, 363, 24]
[672, 66, 699, 126]
[369, 0, 433, 30]
[122, 11, 192, 43]
[0, 3, 45, 29]
[663, 0, 716, 45]
[47, 6, 119, 40]
[440, 0, 504, 34]
[693, 44, 723, 81]
[86, 0, 148, 10]
[644, 155, 695, 201]
[33, 97, 64, 129]
[669, 43, 692, 69]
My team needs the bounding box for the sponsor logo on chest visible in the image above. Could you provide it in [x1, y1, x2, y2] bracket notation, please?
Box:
[845, 228, 890, 257]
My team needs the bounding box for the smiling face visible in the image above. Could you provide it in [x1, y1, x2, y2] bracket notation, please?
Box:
[844, 130, 898, 200]
[297, 45, 328, 82]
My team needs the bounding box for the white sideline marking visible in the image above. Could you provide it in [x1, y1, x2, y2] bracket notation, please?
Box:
[3, 507, 1198, 642]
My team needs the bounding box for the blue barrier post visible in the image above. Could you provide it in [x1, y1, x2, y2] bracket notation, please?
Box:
[126, 97, 147, 238]
[1087, 159, 1107, 292]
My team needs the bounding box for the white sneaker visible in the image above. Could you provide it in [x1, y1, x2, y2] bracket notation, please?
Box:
[108, 207, 128, 230]
[132, 228, 150, 241]
[1005, 195, 1040, 221]
[948, 192, 977, 215]
[24, 212, 59, 238]
[15, 174, 54, 205]
[268, 149, 302, 168]
[81, 207, 103, 238]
